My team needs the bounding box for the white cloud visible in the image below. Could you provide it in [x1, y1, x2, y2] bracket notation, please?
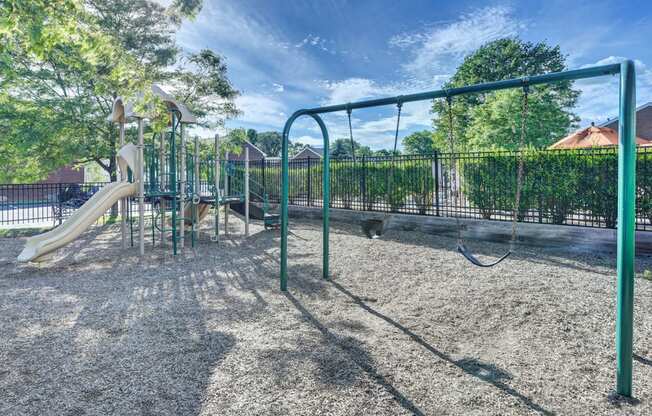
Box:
[295, 34, 335, 54]
[308, 77, 437, 149]
[391, 6, 524, 79]
[175, 2, 323, 93]
[575, 56, 652, 125]
[272, 83, 284, 92]
[319, 78, 393, 105]
[234, 94, 287, 128]
[293, 135, 323, 146]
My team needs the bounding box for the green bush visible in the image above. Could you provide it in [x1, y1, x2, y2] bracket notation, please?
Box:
[244, 149, 652, 229]
[461, 148, 652, 228]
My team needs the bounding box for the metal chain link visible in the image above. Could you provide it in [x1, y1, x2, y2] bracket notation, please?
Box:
[445, 95, 462, 243]
[511, 84, 530, 247]
[347, 106, 356, 163]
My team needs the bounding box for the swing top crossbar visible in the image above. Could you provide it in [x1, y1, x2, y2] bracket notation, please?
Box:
[296, 64, 619, 116]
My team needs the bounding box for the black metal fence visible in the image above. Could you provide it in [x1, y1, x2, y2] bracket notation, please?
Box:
[3, 147, 652, 230]
[0, 182, 111, 227]
[250, 148, 652, 231]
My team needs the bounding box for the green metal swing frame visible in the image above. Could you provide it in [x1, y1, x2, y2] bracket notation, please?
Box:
[279, 61, 637, 397]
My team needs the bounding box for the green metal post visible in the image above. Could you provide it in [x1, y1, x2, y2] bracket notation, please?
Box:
[322, 124, 330, 280]
[193, 135, 200, 247]
[214, 134, 220, 243]
[179, 123, 186, 249]
[616, 59, 636, 397]
[280, 112, 329, 291]
[280, 118, 292, 291]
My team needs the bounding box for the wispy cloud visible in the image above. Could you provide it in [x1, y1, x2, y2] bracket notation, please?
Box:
[295, 34, 336, 54]
[293, 135, 323, 146]
[312, 77, 433, 148]
[390, 6, 524, 80]
[175, 2, 323, 93]
[575, 56, 652, 124]
[319, 78, 394, 105]
[234, 94, 287, 128]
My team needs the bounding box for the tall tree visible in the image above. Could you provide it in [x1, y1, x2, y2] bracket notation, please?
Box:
[432, 38, 579, 151]
[373, 149, 401, 157]
[402, 130, 435, 155]
[222, 128, 247, 157]
[0, 0, 239, 183]
[255, 131, 283, 157]
[288, 141, 306, 157]
[329, 138, 373, 158]
[246, 128, 258, 144]
[0, 0, 145, 182]
[467, 88, 575, 150]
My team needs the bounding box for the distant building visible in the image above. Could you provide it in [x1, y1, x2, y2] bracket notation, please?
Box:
[226, 140, 267, 161]
[0, 165, 85, 205]
[292, 145, 324, 160]
[600, 102, 652, 140]
[41, 165, 85, 184]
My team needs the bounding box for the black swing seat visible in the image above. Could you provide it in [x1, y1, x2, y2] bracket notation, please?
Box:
[361, 219, 386, 239]
[457, 243, 511, 268]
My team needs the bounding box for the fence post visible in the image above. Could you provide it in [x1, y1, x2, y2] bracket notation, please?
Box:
[433, 152, 440, 216]
[307, 157, 312, 206]
[361, 155, 367, 210]
[262, 157, 266, 198]
[57, 183, 63, 225]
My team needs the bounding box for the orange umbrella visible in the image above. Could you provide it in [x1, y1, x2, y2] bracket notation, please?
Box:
[548, 124, 652, 149]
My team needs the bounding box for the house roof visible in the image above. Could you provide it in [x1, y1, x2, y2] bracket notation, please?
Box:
[225, 140, 268, 160]
[598, 101, 652, 128]
[292, 146, 324, 159]
[244, 140, 267, 157]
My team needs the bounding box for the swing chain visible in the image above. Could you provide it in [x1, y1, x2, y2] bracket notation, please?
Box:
[510, 81, 530, 248]
[346, 104, 356, 162]
[444, 94, 462, 243]
[393, 100, 403, 155]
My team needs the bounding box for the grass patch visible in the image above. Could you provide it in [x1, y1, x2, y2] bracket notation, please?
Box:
[642, 270, 652, 281]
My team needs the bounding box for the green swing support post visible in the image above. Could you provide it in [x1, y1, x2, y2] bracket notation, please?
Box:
[279, 61, 637, 397]
[616, 60, 636, 397]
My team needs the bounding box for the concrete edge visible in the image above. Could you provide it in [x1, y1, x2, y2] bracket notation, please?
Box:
[277, 204, 652, 256]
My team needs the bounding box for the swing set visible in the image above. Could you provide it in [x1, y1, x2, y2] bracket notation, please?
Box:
[280, 61, 637, 397]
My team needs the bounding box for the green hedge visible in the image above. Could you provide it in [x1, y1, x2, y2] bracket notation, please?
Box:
[462, 149, 652, 227]
[229, 150, 652, 228]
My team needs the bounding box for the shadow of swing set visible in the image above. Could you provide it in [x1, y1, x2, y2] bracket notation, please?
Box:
[279, 61, 638, 397]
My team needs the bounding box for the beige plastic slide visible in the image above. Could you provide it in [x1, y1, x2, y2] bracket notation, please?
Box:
[17, 143, 140, 263]
[17, 181, 138, 262]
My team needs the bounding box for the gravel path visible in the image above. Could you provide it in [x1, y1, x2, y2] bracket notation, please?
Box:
[0, 216, 651, 415]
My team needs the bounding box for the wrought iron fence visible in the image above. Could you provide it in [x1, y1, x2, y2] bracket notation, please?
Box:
[0, 182, 110, 227]
[3, 147, 652, 230]
[254, 148, 652, 231]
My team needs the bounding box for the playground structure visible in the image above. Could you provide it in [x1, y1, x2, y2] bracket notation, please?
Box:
[17, 85, 279, 262]
[280, 62, 638, 397]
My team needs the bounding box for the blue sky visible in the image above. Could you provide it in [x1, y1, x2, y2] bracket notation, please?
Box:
[170, 0, 652, 150]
